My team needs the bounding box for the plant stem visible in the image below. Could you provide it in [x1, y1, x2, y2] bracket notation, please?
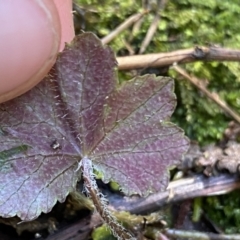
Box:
[81, 156, 136, 240]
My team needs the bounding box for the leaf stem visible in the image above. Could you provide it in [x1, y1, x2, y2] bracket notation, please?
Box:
[81, 156, 136, 240]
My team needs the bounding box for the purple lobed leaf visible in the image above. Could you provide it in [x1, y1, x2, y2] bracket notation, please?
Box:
[55, 33, 117, 154]
[91, 75, 189, 195]
[0, 81, 80, 220]
[0, 32, 189, 220]
[0, 33, 116, 220]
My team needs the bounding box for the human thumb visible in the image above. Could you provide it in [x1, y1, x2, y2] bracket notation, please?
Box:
[0, 0, 74, 103]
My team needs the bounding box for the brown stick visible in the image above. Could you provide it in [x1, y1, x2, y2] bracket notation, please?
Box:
[139, 0, 168, 54]
[116, 46, 240, 70]
[115, 174, 240, 215]
[139, 13, 160, 54]
[101, 12, 146, 45]
[173, 65, 240, 124]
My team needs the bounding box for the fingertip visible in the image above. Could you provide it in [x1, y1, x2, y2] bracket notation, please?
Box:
[0, 0, 61, 103]
[53, 0, 75, 51]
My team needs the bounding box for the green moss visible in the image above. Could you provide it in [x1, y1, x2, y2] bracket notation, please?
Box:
[92, 225, 116, 240]
[202, 190, 240, 234]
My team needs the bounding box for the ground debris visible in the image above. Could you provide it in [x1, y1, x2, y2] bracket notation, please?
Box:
[179, 121, 240, 176]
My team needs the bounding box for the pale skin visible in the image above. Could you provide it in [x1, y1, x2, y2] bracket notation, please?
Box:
[0, 0, 74, 103]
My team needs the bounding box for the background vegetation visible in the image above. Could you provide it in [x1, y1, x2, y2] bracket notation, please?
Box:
[73, 0, 240, 237]
[75, 0, 240, 145]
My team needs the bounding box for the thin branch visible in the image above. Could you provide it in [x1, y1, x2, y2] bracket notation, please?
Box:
[139, 0, 168, 54]
[131, 16, 144, 41]
[114, 174, 240, 215]
[173, 65, 240, 124]
[101, 12, 146, 45]
[116, 46, 240, 70]
[164, 229, 240, 240]
[122, 39, 135, 55]
[139, 13, 160, 54]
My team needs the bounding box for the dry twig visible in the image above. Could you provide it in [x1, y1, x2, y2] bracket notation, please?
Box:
[116, 174, 240, 215]
[139, 13, 160, 54]
[173, 65, 240, 124]
[139, 0, 168, 54]
[116, 46, 240, 70]
[101, 12, 146, 45]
